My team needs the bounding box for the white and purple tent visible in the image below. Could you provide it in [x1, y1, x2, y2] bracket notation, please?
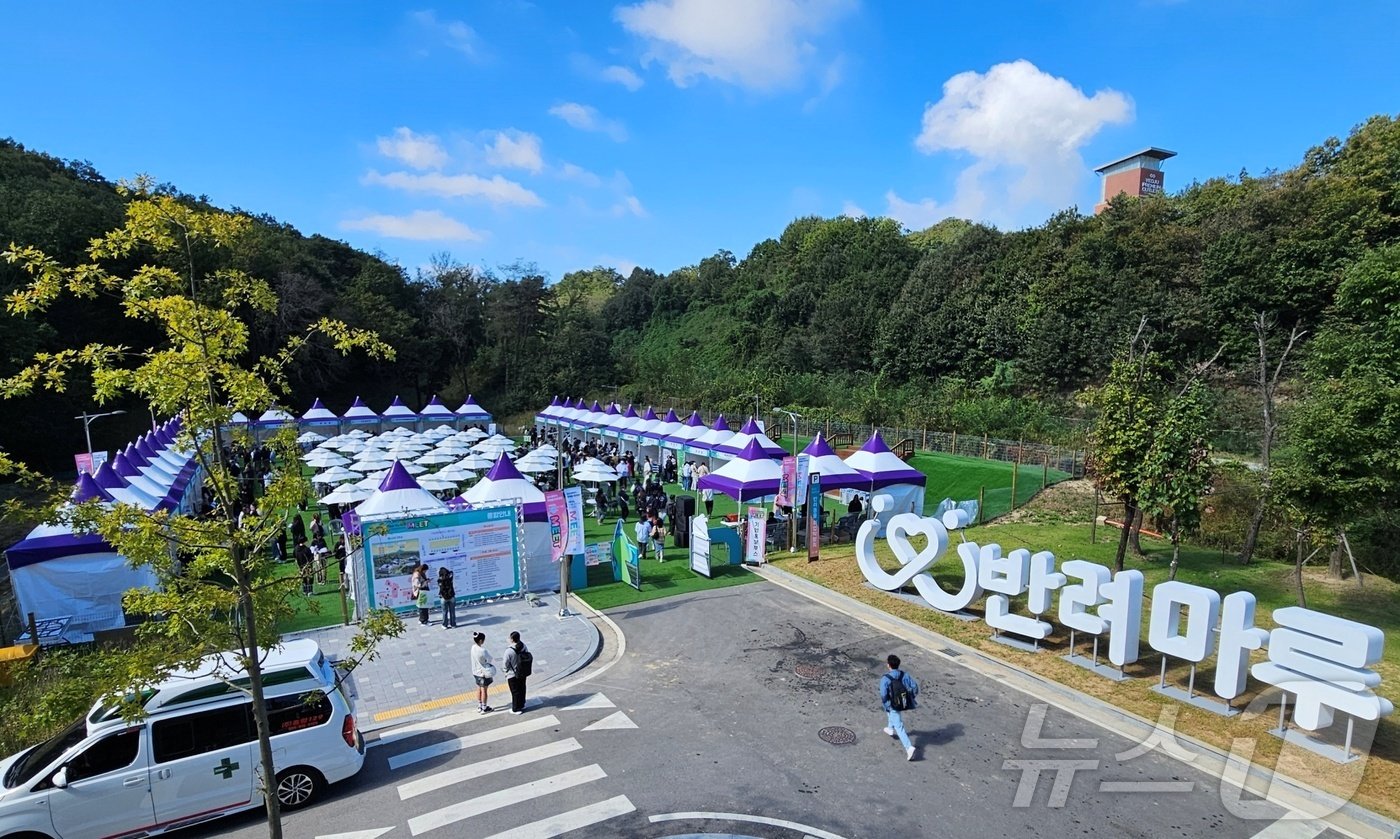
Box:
[419, 395, 457, 426]
[567, 397, 591, 429]
[455, 395, 492, 427]
[4, 473, 159, 640]
[573, 399, 603, 432]
[606, 405, 642, 444]
[799, 433, 867, 491]
[692, 415, 735, 462]
[256, 408, 296, 433]
[380, 396, 419, 430]
[301, 398, 340, 430]
[536, 395, 564, 428]
[696, 438, 783, 502]
[717, 417, 787, 460]
[630, 407, 664, 457]
[353, 461, 447, 519]
[843, 432, 927, 523]
[92, 460, 168, 511]
[342, 396, 380, 429]
[664, 411, 709, 456]
[643, 408, 682, 452]
[554, 397, 583, 429]
[459, 454, 553, 591]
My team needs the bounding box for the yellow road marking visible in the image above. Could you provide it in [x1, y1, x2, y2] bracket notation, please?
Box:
[373, 682, 510, 722]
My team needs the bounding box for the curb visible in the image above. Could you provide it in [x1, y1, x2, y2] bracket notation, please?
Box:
[751, 563, 1400, 839]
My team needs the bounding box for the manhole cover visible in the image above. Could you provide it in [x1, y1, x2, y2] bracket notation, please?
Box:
[818, 726, 857, 746]
[794, 664, 826, 679]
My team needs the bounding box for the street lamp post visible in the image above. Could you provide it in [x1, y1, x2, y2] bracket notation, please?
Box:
[774, 408, 802, 552]
[75, 409, 126, 463]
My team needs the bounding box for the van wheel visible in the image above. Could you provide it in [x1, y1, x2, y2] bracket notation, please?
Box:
[274, 766, 324, 810]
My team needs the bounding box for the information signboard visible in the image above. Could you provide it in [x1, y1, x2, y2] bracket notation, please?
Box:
[807, 473, 822, 562]
[689, 514, 712, 578]
[362, 507, 520, 612]
[746, 506, 767, 565]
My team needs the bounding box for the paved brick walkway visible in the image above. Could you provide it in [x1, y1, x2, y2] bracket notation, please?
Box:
[287, 594, 598, 729]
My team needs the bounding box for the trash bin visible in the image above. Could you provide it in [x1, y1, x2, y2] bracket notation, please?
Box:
[0, 644, 40, 687]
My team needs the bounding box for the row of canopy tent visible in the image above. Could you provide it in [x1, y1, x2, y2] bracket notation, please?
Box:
[230, 394, 493, 431]
[533, 396, 924, 493]
[4, 416, 205, 642]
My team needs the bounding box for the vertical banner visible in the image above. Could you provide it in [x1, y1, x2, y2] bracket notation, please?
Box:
[612, 518, 641, 590]
[689, 513, 713, 578]
[545, 489, 567, 562]
[777, 456, 796, 506]
[746, 506, 767, 564]
[584, 542, 612, 566]
[794, 454, 810, 503]
[807, 473, 822, 562]
[562, 485, 585, 554]
[74, 453, 93, 475]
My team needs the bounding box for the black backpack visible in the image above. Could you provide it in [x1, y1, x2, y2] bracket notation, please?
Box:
[887, 671, 911, 711]
[516, 648, 533, 678]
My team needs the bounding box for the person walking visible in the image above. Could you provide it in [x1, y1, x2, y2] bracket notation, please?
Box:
[634, 515, 653, 561]
[701, 485, 715, 517]
[294, 539, 314, 596]
[437, 566, 457, 629]
[411, 563, 431, 625]
[879, 654, 920, 761]
[471, 632, 495, 713]
[503, 630, 532, 714]
[649, 512, 666, 562]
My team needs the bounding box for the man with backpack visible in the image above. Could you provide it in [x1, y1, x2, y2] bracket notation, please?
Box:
[503, 630, 533, 714]
[879, 654, 919, 761]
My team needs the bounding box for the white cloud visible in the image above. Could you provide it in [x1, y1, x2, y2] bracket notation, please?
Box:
[341, 210, 485, 242]
[840, 201, 867, 218]
[615, 0, 853, 91]
[910, 59, 1133, 221]
[376, 127, 449, 170]
[410, 10, 485, 59]
[548, 102, 628, 141]
[601, 64, 645, 91]
[558, 162, 603, 187]
[883, 191, 947, 231]
[611, 195, 649, 218]
[484, 130, 544, 173]
[362, 169, 544, 207]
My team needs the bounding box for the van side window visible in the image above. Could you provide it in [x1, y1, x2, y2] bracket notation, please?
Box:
[266, 692, 332, 735]
[67, 729, 141, 782]
[152, 705, 252, 763]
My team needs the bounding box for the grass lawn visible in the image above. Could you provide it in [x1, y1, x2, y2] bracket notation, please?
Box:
[768, 480, 1400, 820]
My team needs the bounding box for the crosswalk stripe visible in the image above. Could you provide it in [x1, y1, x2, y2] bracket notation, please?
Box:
[389, 716, 561, 770]
[376, 709, 488, 746]
[477, 795, 636, 839]
[408, 764, 608, 836]
[1247, 815, 1326, 839]
[398, 739, 583, 800]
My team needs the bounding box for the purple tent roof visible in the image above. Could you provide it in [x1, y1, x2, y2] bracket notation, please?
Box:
[302, 398, 339, 422]
[486, 453, 528, 483]
[93, 461, 125, 490]
[846, 432, 927, 488]
[663, 409, 679, 422]
[711, 415, 730, 431]
[343, 396, 379, 419]
[378, 461, 422, 492]
[803, 434, 839, 458]
[420, 395, 456, 417]
[5, 531, 115, 568]
[737, 418, 762, 435]
[696, 439, 782, 501]
[74, 472, 115, 503]
[113, 453, 142, 480]
[125, 442, 149, 468]
[604, 403, 620, 416]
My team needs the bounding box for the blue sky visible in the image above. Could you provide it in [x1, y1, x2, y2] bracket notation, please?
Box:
[5, 1, 1399, 282]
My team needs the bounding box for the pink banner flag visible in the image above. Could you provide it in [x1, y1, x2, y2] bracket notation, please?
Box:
[545, 489, 568, 563]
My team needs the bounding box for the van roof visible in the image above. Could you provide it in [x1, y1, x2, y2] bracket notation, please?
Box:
[88, 639, 327, 728]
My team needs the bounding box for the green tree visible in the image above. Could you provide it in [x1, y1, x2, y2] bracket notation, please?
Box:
[1, 180, 402, 839]
[1139, 382, 1214, 580]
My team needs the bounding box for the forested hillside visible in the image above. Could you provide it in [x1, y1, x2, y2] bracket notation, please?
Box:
[2, 117, 1398, 571]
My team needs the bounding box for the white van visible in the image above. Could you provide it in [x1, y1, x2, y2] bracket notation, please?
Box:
[0, 639, 364, 838]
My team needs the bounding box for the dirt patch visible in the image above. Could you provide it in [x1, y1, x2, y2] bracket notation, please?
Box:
[988, 478, 1098, 525]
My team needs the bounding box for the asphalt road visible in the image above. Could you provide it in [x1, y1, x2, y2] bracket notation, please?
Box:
[189, 581, 1344, 839]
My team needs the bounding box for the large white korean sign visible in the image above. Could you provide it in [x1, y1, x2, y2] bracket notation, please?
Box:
[854, 496, 1393, 734]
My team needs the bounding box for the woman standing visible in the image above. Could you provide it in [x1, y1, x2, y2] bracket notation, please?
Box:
[471, 632, 495, 713]
[410, 564, 431, 625]
[437, 566, 457, 629]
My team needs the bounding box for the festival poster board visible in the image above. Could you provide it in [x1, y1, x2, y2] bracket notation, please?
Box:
[362, 507, 520, 613]
[807, 473, 822, 562]
[74, 453, 93, 475]
[545, 490, 567, 562]
[776, 456, 796, 507]
[746, 506, 767, 565]
[689, 513, 713, 578]
[584, 542, 612, 567]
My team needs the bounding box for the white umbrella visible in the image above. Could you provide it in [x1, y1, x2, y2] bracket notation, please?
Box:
[473, 438, 515, 456]
[400, 461, 428, 475]
[434, 465, 477, 483]
[297, 431, 327, 445]
[573, 463, 620, 483]
[387, 443, 429, 457]
[416, 474, 457, 491]
[415, 451, 458, 466]
[344, 429, 371, 439]
[320, 483, 374, 505]
[454, 453, 496, 471]
[458, 427, 487, 442]
[303, 451, 349, 468]
[336, 439, 367, 454]
[514, 459, 552, 473]
[432, 441, 473, 455]
[532, 444, 559, 456]
[356, 474, 383, 490]
[313, 466, 360, 485]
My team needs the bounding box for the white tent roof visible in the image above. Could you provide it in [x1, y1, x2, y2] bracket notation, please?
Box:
[353, 462, 447, 519]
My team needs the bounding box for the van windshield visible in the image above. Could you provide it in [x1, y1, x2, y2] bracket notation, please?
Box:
[4, 717, 86, 789]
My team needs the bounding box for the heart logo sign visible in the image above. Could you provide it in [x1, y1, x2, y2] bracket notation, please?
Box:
[856, 511, 948, 592]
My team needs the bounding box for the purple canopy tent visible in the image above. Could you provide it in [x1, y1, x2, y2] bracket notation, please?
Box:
[799, 433, 868, 491]
[696, 438, 784, 502]
[717, 417, 787, 459]
[301, 398, 341, 429]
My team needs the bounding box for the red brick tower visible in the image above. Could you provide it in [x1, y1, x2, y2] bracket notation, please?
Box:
[1094, 147, 1176, 213]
